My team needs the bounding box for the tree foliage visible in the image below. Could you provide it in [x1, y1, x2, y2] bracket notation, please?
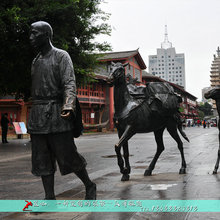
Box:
[198, 102, 213, 116]
[198, 110, 205, 120]
[0, 0, 111, 100]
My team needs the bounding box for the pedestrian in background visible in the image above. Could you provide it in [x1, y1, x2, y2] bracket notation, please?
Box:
[207, 120, 210, 128]
[187, 120, 191, 127]
[202, 120, 206, 128]
[1, 113, 9, 143]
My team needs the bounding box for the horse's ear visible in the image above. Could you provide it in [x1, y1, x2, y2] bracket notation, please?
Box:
[123, 62, 129, 67]
[111, 61, 115, 66]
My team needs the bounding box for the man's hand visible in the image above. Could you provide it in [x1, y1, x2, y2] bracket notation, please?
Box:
[61, 110, 74, 120]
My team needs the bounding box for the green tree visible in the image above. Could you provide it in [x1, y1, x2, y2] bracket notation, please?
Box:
[198, 102, 213, 116]
[0, 0, 111, 100]
[198, 110, 205, 120]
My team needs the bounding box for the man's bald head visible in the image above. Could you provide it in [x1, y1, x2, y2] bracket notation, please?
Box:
[31, 21, 53, 40]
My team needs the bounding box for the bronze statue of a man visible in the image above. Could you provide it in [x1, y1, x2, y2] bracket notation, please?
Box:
[27, 21, 96, 200]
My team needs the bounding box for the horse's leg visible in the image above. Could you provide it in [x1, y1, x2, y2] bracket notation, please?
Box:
[121, 141, 131, 181]
[115, 128, 125, 177]
[115, 125, 134, 148]
[167, 121, 186, 174]
[213, 122, 220, 174]
[144, 127, 165, 176]
[115, 125, 135, 181]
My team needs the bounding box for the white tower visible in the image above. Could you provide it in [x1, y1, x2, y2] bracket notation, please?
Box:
[148, 26, 186, 89]
[161, 25, 172, 49]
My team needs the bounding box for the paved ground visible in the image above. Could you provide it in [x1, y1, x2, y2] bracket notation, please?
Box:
[1, 127, 220, 219]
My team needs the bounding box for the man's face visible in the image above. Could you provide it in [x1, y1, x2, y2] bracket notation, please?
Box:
[29, 25, 47, 49]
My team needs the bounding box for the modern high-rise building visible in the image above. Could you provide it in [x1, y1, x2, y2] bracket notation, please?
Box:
[148, 26, 186, 89]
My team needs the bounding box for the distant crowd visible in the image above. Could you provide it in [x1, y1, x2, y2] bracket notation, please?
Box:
[182, 118, 217, 129]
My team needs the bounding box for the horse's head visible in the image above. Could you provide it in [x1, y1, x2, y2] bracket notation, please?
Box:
[107, 62, 129, 86]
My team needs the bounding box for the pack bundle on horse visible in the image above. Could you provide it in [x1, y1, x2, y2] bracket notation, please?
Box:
[205, 88, 220, 174]
[107, 62, 189, 181]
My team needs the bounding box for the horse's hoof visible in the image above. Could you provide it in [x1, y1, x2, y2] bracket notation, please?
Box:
[179, 168, 186, 174]
[213, 170, 217, 175]
[121, 174, 130, 181]
[123, 167, 131, 175]
[144, 170, 152, 176]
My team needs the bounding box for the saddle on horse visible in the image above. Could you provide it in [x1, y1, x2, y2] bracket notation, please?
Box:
[127, 81, 182, 116]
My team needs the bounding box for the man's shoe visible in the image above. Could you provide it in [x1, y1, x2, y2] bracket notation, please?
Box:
[85, 183, 96, 200]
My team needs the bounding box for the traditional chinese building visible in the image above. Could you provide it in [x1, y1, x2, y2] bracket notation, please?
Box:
[78, 49, 147, 130]
[0, 49, 198, 135]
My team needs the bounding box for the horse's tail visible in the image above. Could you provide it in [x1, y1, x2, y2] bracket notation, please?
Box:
[178, 124, 189, 142]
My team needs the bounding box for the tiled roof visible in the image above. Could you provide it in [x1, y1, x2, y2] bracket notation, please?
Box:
[142, 70, 155, 77]
[97, 50, 139, 60]
[96, 49, 147, 69]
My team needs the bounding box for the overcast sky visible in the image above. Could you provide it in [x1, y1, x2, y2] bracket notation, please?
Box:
[97, 0, 220, 101]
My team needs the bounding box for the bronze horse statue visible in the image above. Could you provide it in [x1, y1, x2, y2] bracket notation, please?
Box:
[107, 62, 189, 181]
[205, 88, 220, 174]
